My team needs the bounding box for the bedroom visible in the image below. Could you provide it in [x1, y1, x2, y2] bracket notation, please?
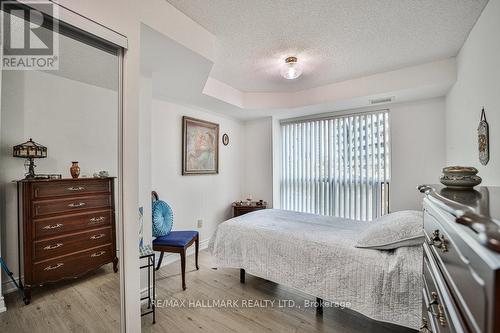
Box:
[0, 0, 499, 333]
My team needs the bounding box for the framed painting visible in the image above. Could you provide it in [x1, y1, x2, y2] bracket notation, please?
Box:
[182, 116, 219, 175]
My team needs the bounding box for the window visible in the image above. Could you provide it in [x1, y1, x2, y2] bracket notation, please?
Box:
[281, 110, 390, 221]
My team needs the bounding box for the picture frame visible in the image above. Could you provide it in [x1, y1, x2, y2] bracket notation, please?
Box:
[182, 116, 219, 175]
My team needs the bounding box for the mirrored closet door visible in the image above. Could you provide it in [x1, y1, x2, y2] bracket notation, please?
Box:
[0, 3, 123, 331]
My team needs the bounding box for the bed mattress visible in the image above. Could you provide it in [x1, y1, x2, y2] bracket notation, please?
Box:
[209, 209, 422, 329]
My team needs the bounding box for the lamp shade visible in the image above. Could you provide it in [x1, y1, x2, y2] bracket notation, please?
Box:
[13, 138, 47, 158]
[280, 56, 303, 80]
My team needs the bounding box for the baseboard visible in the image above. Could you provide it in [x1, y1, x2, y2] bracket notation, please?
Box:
[2, 276, 22, 296]
[0, 295, 6, 312]
[155, 238, 209, 269]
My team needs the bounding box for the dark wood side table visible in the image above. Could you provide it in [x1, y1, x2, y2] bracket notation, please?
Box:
[232, 201, 267, 217]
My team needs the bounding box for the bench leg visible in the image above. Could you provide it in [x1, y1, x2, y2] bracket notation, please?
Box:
[156, 252, 164, 271]
[180, 249, 186, 290]
[240, 269, 245, 283]
[316, 297, 323, 315]
[195, 235, 199, 270]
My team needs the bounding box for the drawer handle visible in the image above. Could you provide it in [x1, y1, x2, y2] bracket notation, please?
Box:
[429, 230, 448, 253]
[91, 250, 106, 258]
[90, 233, 105, 240]
[420, 318, 432, 333]
[427, 292, 447, 327]
[43, 223, 63, 230]
[89, 216, 105, 224]
[68, 202, 86, 208]
[43, 243, 63, 250]
[67, 186, 85, 191]
[44, 263, 64, 271]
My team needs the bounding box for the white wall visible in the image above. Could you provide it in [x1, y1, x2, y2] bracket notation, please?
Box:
[266, 98, 446, 213]
[390, 98, 446, 211]
[138, 75, 153, 295]
[151, 99, 244, 245]
[243, 118, 273, 206]
[139, 75, 153, 246]
[0, 70, 118, 294]
[446, 0, 500, 185]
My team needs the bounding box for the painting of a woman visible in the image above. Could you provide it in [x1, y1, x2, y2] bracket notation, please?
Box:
[182, 116, 219, 174]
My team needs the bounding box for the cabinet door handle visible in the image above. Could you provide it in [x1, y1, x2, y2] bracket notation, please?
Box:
[91, 251, 106, 258]
[89, 216, 105, 224]
[420, 318, 432, 333]
[44, 263, 64, 271]
[67, 186, 85, 191]
[43, 243, 63, 250]
[428, 230, 448, 253]
[68, 202, 86, 208]
[427, 292, 447, 326]
[43, 223, 63, 230]
[90, 234, 105, 240]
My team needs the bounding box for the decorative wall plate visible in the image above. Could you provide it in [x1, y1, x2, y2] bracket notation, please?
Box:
[222, 133, 229, 146]
[478, 107, 489, 165]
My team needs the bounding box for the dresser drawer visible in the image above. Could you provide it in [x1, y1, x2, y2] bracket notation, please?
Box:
[34, 209, 113, 239]
[423, 243, 469, 333]
[32, 244, 113, 284]
[33, 195, 112, 217]
[424, 208, 486, 333]
[33, 227, 112, 261]
[233, 206, 266, 217]
[32, 180, 111, 199]
[423, 246, 453, 333]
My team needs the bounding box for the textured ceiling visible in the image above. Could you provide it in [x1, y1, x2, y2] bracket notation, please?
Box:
[166, 0, 487, 93]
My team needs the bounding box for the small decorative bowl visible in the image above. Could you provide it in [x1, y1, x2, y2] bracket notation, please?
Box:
[440, 166, 481, 189]
[442, 166, 478, 176]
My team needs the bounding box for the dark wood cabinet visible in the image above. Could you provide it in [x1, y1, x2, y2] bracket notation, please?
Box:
[17, 178, 118, 304]
[232, 201, 267, 217]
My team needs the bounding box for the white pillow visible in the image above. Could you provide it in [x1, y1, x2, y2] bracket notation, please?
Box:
[355, 210, 424, 250]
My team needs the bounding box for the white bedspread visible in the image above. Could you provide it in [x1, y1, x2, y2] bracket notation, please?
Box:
[209, 209, 422, 329]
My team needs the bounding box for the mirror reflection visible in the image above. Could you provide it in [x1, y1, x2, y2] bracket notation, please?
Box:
[0, 9, 121, 332]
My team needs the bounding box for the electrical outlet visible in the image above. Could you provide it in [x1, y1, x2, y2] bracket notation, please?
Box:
[197, 219, 203, 228]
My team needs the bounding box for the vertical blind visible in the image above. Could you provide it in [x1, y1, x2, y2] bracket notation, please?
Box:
[281, 110, 390, 221]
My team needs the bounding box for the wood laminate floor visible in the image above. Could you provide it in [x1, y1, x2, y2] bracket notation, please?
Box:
[0, 251, 416, 333]
[0, 265, 120, 332]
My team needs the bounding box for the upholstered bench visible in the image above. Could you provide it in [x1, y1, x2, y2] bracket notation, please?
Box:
[153, 230, 199, 290]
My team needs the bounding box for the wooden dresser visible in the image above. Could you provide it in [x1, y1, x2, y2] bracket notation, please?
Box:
[17, 178, 118, 304]
[419, 185, 500, 333]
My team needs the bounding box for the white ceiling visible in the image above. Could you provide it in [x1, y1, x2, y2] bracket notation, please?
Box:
[166, 0, 487, 93]
[141, 22, 456, 120]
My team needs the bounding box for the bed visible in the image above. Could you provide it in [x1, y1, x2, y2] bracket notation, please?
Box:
[209, 209, 422, 330]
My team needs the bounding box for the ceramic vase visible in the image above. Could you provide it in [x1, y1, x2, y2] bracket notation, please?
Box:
[70, 161, 80, 179]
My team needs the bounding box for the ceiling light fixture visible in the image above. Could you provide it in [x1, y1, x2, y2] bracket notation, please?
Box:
[280, 56, 302, 80]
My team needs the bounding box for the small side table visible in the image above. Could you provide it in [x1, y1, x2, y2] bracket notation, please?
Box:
[232, 201, 267, 217]
[140, 245, 155, 324]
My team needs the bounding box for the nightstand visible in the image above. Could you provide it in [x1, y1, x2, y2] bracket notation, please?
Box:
[232, 201, 267, 217]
